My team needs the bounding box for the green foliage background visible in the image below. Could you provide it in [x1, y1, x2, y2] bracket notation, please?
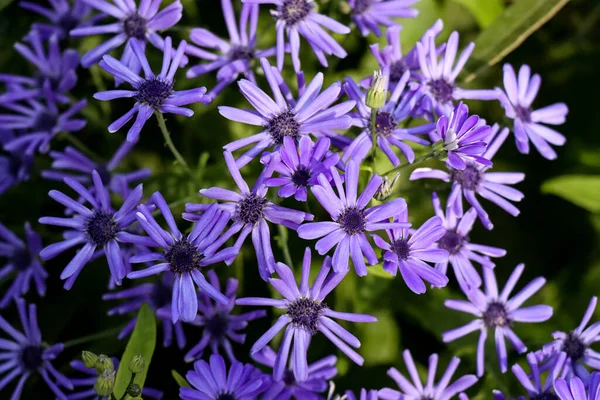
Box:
[0, 0, 599, 398]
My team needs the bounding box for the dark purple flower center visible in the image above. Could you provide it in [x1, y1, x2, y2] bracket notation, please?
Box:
[287, 297, 326, 334]
[229, 46, 255, 61]
[266, 110, 301, 146]
[33, 110, 58, 132]
[420, 396, 434, 400]
[215, 393, 236, 400]
[530, 393, 559, 400]
[283, 369, 296, 386]
[165, 238, 202, 275]
[11, 247, 32, 271]
[21, 345, 44, 371]
[57, 12, 80, 34]
[390, 60, 408, 83]
[135, 77, 174, 109]
[374, 111, 395, 138]
[291, 166, 311, 186]
[85, 210, 119, 247]
[96, 163, 112, 185]
[280, 0, 313, 25]
[337, 207, 366, 235]
[391, 239, 411, 261]
[437, 230, 465, 255]
[205, 313, 229, 339]
[34, 72, 62, 93]
[351, 0, 373, 15]
[150, 281, 171, 309]
[235, 193, 268, 225]
[427, 79, 454, 104]
[515, 105, 532, 123]
[123, 13, 147, 40]
[450, 164, 482, 191]
[562, 332, 586, 362]
[483, 302, 509, 327]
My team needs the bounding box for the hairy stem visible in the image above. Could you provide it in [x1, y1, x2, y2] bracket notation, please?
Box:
[60, 132, 102, 162]
[63, 327, 123, 349]
[155, 111, 193, 177]
[277, 225, 294, 269]
[382, 153, 435, 177]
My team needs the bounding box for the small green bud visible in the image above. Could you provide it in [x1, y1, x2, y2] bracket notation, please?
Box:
[129, 354, 145, 374]
[374, 173, 400, 201]
[432, 140, 447, 159]
[94, 370, 115, 396]
[365, 70, 387, 110]
[126, 383, 142, 397]
[81, 351, 98, 369]
[95, 354, 114, 374]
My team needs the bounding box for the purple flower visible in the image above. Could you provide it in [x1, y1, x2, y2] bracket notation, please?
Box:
[253, 346, 337, 399]
[42, 142, 151, 198]
[20, 0, 100, 39]
[346, 389, 380, 400]
[186, 151, 313, 280]
[297, 160, 410, 276]
[236, 248, 377, 381]
[219, 57, 354, 169]
[343, 72, 433, 167]
[0, 32, 79, 104]
[265, 136, 339, 202]
[94, 37, 208, 143]
[66, 359, 163, 399]
[0, 299, 72, 399]
[498, 64, 568, 160]
[349, 0, 419, 37]
[39, 171, 142, 289]
[125, 193, 235, 322]
[180, 354, 270, 400]
[70, 0, 185, 69]
[186, 0, 276, 99]
[0, 222, 47, 308]
[442, 263, 553, 377]
[0, 131, 32, 196]
[535, 296, 600, 383]
[429, 192, 505, 290]
[554, 372, 600, 400]
[412, 125, 524, 230]
[372, 205, 449, 293]
[103, 272, 188, 348]
[245, 0, 350, 72]
[173, 271, 266, 362]
[379, 350, 477, 400]
[429, 102, 492, 170]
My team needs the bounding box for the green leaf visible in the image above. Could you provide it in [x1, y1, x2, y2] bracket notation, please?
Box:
[172, 370, 191, 388]
[114, 304, 157, 397]
[358, 310, 400, 365]
[367, 264, 394, 279]
[541, 175, 600, 213]
[453, 0, 504, 28]
[463, 0, 570, 82]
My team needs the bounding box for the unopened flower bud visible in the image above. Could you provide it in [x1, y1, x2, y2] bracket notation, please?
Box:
[94, 370, 115, 396]
[95, 354, 114, 374]
[81, 351, 98, 369]
[129, 354, 145, 374]
[366, 70, 387, 110]
[375, 173, 400, 201]
[126, 383, 142, 397]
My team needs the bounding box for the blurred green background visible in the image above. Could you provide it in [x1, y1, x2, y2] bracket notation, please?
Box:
[0, 0, 599, 398]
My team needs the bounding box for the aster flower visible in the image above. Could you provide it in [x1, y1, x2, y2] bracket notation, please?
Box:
[372, 205, 449, 293]
[0, 299, 72, 399]
[412, 125, 524, 230]
[94, 37, 209, 143]
[39, 170, 143, 289]
[265, 136, 339, 202]
[186, 0, 276, 99]
[180, 354, 270, 400]
[346, 389, 380, 400]
[172, 271, 267, 362]
[349, 0, 419, 37]
[20, 0, 100, 39]
[186, 151, 313, 280]
[554, 372, 600, 400]
[378, 350, 477, 400]
[103, 272, 188, 348]
[343, 72, 433, 167]
[442, 263, 553, 377]
[245, 0, 350, 72]
[42, 141, 151, 198]
[125, 193, 235, 323]
[236, 248, 378, 381]
[253, 346, 337, 399]
[67, 359, 163, 399]
[498, 64, 568, 160]
[0, 131, 33, 196]
[219, 57, 354, 169]
[70, 0, 185, 69]
[429, 102, 492, 170]
[535, 296, 600, 383]
[0, 222, 47, 308]
[0, 32, 79, 104]
[297, 160, 410, 276]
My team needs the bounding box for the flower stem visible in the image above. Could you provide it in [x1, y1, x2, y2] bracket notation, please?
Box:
[277, 224, 294, 269]
[63, 326, 123, 349]
[59, 132, 102, 162]
[369, 108, 378, 174]
[382, 152, 435, 177]
[155, 111, 193, 177]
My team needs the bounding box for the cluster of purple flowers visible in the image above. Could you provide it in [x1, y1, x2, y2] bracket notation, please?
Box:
[0, 0, 582, 399]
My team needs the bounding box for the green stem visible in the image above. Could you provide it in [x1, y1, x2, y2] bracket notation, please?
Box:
[155, 111, 193, 177]
[63, 327, 123, 349]
[60, 132, 102, 162]
[118, 372, 136, 400]
[369, 109, 378, 174]
[382, 153, 435, 177]
[277, 225, 294, 268]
